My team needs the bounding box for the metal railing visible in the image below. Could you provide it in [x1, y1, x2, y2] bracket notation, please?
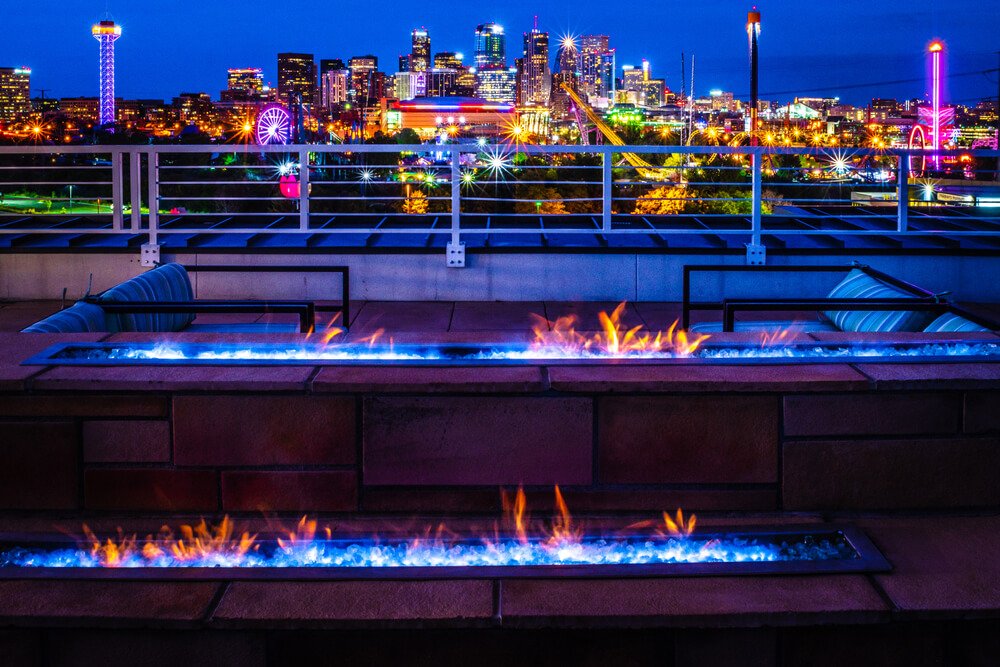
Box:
[1, 143, 998, 265]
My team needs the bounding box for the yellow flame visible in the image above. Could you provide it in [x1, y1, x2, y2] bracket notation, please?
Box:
[532, 302, 710, 357]
[661, 509, 697, 538]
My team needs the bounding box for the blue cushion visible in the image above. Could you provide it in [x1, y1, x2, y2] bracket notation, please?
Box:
[823, 268, 934, 333]
[99, 263, 195, 332]
[22, 301, 110, 333]
[923, 313, 991, 333]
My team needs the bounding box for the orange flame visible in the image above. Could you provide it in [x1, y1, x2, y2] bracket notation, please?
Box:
[532, 302, 710, 357]
[77, 491, 698, 566]
[546, 485, 581, 545]
[276, 516, 332, 550]
[501, 486, 530, 544]
[758, 327, 796, 348]
[660, 509, 697, 538]
[82, 517, 258, 567]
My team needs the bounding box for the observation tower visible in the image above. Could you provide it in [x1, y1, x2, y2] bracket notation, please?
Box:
[92, 20, 122, 128]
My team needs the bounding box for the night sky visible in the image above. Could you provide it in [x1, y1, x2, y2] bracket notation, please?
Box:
[3, 0, 997, 106]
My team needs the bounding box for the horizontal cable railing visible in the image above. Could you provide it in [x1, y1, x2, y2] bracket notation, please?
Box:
[0, 144, 997, 256]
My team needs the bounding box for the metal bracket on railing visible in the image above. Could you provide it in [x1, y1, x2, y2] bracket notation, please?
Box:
[140, 243, 160, 268]
[447, 241, 466, 268]
[746, 243, 766, 266]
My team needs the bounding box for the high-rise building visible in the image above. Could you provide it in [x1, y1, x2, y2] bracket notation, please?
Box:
[518, 22, 550, 108]
[598, 51, 616, 106]
[321, 59, 346, 77]
[222, 68, 264, 102]
[426, 69, 460, 97]
[434, 52, 462, 70]
[620, 60, 664, 107]
[475, 67, 517, 104]
[277, 53, 317, 106]
[92, 20, 121, 127]
[321, 69, 350, 108]
[319, 59, 348, 108]
[474, 23, 506, 70]
[411, 28, 431, 72]
[394, 71, 426, 100]
[348, 55, 381, 105]
[398, 55, 411, 72]
[433, 53, 476, 97]
[579, 35, 612, 102]
[550, 39, 580, 120]
[0, 67, 31, 122]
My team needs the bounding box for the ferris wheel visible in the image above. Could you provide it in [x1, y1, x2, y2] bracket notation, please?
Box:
[255, 104, 292, 145]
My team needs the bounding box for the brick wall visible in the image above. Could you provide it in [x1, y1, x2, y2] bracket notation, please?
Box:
[1, 371, 998, 516]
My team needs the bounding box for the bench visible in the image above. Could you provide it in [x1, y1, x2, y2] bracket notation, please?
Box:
[682, 264, 996, 334]
[23, 263, 349, 334]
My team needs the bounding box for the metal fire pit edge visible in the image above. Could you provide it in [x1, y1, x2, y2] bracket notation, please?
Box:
[0, 524, 892, 581]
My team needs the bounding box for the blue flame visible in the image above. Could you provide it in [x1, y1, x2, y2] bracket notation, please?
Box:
[1, 535, 855, 570]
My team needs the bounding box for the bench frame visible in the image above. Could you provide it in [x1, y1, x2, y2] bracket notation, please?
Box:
[682, 263, 998, 332]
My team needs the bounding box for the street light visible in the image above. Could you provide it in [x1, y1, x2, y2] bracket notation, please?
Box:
[67, 185, 73, 213]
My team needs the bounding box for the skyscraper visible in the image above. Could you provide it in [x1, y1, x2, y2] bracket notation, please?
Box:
[0, 67, 31, 122]
[92, 20, 121, 127]
[579, 35, 610, 102]
[474, 23, 506, 70]
[620, 60, 664, 107]
[222, 68, 264, 102]
[321, 69, 350, 108]
[475, 68, 517, 104]
[411, 28, 431, 72]
[518, 21, 550, 108]
[277, 53, 317, 107]
[348, 55, 380, 104]
[550, 38, 579, 120]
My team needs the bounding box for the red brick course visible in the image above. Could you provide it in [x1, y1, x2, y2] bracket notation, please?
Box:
[0, 421, 79, 510]
[212, 580, 495, 625]
[783, 393, 961, 437]
[0, 581, 221, 624]
[82, 420, 171, 463]
[500, 576, 887, 627]
[84, 468, 218, 512]
[0, 395, 167, 418]
[173, 396, 355, 466]
[363, 397, 592, 485]
[549, 364, 870, 393]
[783, 437, 1000, 510]
[597, 396, 779, 484]
[222, 471, 357, 512]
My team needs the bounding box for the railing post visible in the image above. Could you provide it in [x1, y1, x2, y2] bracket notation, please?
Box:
[298, 148, 310, 231]
[142, 148, 160, 267]
[111, 149, 124, 230]
[897, 153, 909, 233]
[129, 149, 141, 232]
[601, 148, 612, 233]
[747, 149, 765, 265]
[447, 147, 465, 267]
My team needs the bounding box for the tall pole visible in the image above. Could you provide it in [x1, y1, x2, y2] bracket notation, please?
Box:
[929, 41, 943, 170]
[747, 8, 761, 146]
[996, 50, 999, 181]
[92, 21, 121, 130]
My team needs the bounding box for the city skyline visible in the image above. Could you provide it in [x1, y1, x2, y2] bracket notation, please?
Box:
[2, 0, 997, 106]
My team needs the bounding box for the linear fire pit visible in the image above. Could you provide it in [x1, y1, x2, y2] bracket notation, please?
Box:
[0, 524, 889, 580]
[21, 340, 1000, 366]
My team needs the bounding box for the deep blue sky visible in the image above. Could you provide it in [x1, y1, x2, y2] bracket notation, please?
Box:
[2, 0, 997, 106]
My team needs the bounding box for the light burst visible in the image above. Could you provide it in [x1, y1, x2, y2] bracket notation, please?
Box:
[481, 146, 513, 181]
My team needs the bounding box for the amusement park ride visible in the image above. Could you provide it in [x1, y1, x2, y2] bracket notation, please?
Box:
[908, 40, 954, 176]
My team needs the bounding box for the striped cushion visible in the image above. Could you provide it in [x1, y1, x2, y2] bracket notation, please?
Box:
[823, 269, 934, 333]
[22, 301, 109, 333]
[923, 313, 991, 333]
[99, 263, 195, 332]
